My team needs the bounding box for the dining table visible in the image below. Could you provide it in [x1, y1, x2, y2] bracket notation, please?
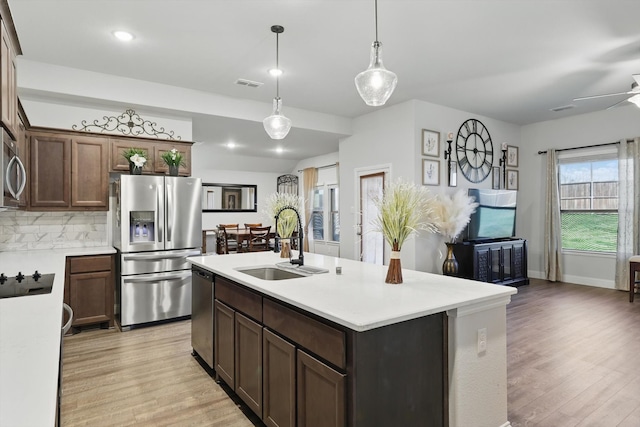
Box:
[201, 228, 278, 254]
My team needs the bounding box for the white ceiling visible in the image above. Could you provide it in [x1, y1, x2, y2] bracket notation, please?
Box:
[8, 0, 640, 160]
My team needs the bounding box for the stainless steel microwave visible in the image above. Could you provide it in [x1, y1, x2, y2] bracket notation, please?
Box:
[1, 128, 26, 211]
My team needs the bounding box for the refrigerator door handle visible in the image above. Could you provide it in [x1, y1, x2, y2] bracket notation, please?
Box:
[167, 184, 172, 242]
[156, 185, 163, 242]
[123, 250, 201, 261]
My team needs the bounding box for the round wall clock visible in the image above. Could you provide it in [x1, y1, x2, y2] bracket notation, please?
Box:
[455, 118, 494, 183]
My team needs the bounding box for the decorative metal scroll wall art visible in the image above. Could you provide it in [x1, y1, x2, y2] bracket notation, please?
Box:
[277, 174, 299, 195]
[72, 109, 181, 140]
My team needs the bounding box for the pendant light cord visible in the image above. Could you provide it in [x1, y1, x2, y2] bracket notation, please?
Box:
[276, 32, 280, 98]
[374, 0, 379, 42]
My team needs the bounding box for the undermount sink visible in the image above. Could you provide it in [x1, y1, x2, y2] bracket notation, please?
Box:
[234, 266, 307, 281]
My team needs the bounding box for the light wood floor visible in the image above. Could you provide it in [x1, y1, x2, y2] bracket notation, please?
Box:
[508, 279, 640, 427]
[61, 321, 258, 427]
[61, 279, 640, 426]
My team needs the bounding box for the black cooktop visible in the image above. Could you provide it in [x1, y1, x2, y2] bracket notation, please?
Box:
[0, 272, 55, 299]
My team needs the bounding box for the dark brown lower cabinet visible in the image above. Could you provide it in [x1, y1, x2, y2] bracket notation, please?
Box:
[211, 275, 446, 427]
[263, 329, 296, 427]
[214, 300, 235, 388]
[297, 349, 345, 427]
[235, 312, 262, 416]
[451, 238, 529, 286]
[64, 254, 114, 329]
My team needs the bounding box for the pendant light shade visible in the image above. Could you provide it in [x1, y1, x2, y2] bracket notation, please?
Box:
[263, 97, 292, 140]
[264, 25, 291, 140]
[355, 0, 397, 106]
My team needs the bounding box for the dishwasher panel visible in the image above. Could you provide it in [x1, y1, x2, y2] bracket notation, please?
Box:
[191, 266, 214, 369]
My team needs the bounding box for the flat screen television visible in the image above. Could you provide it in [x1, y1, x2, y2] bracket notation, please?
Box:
[465, 189, 517, 241]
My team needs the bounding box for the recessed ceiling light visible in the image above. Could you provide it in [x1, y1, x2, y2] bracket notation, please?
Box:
[226, 142, 236, 149]
[268, 68, 283, 77]
[275, 147, 284, 153]
[113, 31, 134, 42]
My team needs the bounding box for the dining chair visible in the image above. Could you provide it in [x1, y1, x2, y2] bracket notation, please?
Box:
[248, 226, 272, 252]
[244, 223, 262, 229]
[218, 224, 239, 254]
[630, 256, 640, 302]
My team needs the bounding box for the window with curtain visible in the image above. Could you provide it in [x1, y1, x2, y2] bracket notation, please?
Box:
[312, 187, 324, 240]
[310, 166, 340, 243]
[311, 184, 340, 242]
[559, 150, 618, 252]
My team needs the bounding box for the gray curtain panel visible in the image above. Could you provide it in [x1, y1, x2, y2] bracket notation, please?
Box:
[615, 138, 640, 290]
[544, 149, 563, 281]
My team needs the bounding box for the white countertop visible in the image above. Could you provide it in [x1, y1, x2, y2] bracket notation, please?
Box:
[0, 246, 116, 427]
[188, 252, 517, 332]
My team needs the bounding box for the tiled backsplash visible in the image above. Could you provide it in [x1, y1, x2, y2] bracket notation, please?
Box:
[0, 211, 108, 251]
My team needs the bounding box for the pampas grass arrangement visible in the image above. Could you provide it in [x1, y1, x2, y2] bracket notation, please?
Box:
[264, 192, 304, 258]
[372, 179, 435, 284]
[431, 190, 479, 243]
[431, 190, 479, 276]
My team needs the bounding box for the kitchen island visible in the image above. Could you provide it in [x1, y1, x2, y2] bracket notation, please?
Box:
[0, 246, 116, 427]
[188, 252, 516, 427]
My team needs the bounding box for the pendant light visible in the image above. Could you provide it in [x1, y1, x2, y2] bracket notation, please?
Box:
[263, 25, 292, 140]
[355, 0, 397, 106]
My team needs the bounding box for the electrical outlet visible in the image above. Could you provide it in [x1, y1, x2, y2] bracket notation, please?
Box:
[477, 328, 487, 354]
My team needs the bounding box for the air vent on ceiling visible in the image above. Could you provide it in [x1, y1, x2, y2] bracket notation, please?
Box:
[550, 104, 575, 112]
[235, 78, 263, 88]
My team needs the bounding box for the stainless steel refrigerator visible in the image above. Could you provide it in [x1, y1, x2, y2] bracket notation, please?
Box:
[113, 175, 202, 329]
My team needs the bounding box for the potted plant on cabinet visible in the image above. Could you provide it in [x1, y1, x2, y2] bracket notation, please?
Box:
[161, 148, 185, 176]
[122, 148, 147, 174]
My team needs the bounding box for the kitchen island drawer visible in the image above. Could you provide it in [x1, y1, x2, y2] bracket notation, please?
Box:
[263, 298, 345, 370]
[216, 276, 262, 322]
[68, 254, 112, 274]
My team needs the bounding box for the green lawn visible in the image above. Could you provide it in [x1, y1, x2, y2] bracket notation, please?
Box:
[561, 212, 618, 252]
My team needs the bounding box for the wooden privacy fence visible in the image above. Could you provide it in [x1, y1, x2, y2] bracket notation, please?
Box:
[560, 181, 618, 210]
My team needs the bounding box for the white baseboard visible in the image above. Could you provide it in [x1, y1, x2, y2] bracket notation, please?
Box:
[528, 270, 615, 289]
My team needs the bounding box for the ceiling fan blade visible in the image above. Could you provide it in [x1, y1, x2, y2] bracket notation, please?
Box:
[605, 98, 631, 110]
[573, 91, 630, 101]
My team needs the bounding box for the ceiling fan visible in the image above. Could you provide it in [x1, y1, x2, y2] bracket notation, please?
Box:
[573, 74, 640, 109]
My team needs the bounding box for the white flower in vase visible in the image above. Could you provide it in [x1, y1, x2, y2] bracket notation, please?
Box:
[129, 154, 147, 168]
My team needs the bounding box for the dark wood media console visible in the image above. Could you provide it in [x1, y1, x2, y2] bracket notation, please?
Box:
[451, 238, 529, 287]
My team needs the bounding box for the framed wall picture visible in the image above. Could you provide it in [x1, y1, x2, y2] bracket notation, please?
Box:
[492, 166, 501, 189]
[507, 145, 519, 167]
[422, 129, 440, 157]
[222, 187, 242, 209]
[448, 160, 457, 187]
[506, 169, 519, 190]
[422, 159, 440, 186]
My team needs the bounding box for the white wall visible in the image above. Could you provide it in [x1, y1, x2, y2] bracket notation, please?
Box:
[339, 100, 417, 266]
[413, 101, 521, 273]
[18, 59, 352, 136]
[293, 152, 339, 174]
[339, 99, 521, 273]
[520, 104, 640, 287]
[192, 149, 280, 231]
[21, 99, 192, 140]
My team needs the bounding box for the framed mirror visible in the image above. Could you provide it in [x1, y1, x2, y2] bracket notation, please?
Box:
[202, 183, 257, 212]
